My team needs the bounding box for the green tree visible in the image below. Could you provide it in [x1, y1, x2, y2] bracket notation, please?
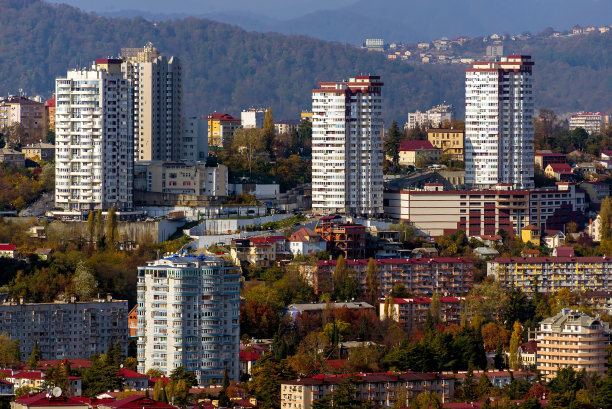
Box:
[123, 357, 137, 371]
[146, 368, 164, 378]
[73, 260, 98, 301]
[429, 291, 441, 327]
[509, 321, 523, 370]
[457, 370, 478, 401]
[153, 379, 165, 401]
[169, 366, 197, 388]
[365, 258, 380, 309]
[312, 378, 362, 409]
[217, 367, 231, 408]
[385, 121, 402, 167]
[87, 211, 95, 247]
[263, 107, 275, 154]
[248, 353, 296, 409]
[0, 332, 21, 366]
[26, 340, 41, 369]
[600, 196, 612, 241]
[82, 353, 123, 396]
[477, 373, 492, 400]
[14, 385, 32, 398]
[410, 391, 442, 409]
[106, 207, 118, 250]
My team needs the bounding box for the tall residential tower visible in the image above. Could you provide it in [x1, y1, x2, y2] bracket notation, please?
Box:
[311, 75, 384, 216]
[55, 59, 133, 212]
[136, 255, 240, 386]
[120, 43, 183, 162]
[465, 55, 534, 189]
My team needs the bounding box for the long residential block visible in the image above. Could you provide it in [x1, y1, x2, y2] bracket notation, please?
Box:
[0, 298, 128, 361]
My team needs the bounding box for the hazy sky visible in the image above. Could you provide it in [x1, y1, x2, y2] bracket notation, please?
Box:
[47, 0, 357, 19]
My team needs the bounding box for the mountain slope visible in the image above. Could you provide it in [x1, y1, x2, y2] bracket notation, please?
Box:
[0, 0, 610, 124]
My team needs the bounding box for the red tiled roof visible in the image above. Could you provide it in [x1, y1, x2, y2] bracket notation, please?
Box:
[45, 98, 55, 108]
[602, 150, 612, 156]
[239, 350, 261, 362]
[519, 341, 538, 354]
[547, 163, 572, 173]
[12, 371, 44, 380]
[206, 113, 240, 122]
[0, 244, 16, 251]
[290, 227, 320, 243]
[398, 140, 436, 151]
[318, 257, 472, 268]
[15, 394, 89, 407]
[37, 359, 92, 369]
[387, 296, 463, 305]
[553, 246, 575, 257]
[0, 379, 12, 385]
[117, 368, 148, 378]
[103, 395, 177, 409]
[493, 256, 612, 263]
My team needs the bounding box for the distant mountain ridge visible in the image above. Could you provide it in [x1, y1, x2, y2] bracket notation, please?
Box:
[0, 0, 610, 125]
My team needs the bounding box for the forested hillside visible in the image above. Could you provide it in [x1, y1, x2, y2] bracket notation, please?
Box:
[0, 0, 610, 123]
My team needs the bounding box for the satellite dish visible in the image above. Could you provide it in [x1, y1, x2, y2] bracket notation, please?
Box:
[52, 387, 62, 398]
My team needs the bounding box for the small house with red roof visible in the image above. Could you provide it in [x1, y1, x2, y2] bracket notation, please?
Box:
[0, 244, 16, 258]
[7, 371, 45, 391]
[239, 350, 261, 377]
[97, 395, 178, 409]
[12, 393, 90, 409]
[116, 368, 148, 390]
[288, 227, 326, 256]
[551, 246, 574, 257]
[206, 113, 241, 148]
[397, 139, 441, 166]
[545, 163, 573, 181]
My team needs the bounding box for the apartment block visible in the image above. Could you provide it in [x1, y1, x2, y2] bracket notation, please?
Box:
[136, 255, 240, 385]
[0, 149, 25, 167]
[384, 183, 585, 237]
[55, 59, 133, 212]
[465, 56, 534, 189]
[427, 128, 464, 160]
[206, 113, 241, 148]
[534, 152, 566, 170]
[45, 97, 55, 130]
[537, 309, 609, 380]
[281, 372, 454, 409]
[0, 95, 46, 141]
[569, 112, 608, 135]
[379, 296, 466, 333]
[311, 75, 384, 217]
[405, 104, 455, 130]
[314, 257, 473, 297]
[134, 161, 228, 197]
[487, 256, 612, 294]
[181, 118, 208, 162]
[0, 298, 128, 361]
[120, 44, 182, 162]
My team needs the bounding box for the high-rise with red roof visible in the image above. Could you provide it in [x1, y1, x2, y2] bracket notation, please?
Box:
[311, 75, 384, 217]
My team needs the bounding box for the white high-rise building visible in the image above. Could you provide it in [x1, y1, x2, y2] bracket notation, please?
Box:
[405, 104, 455, 130]
[55, 59, 133, 212]
[136, 255, 240, 386]
[311, 75, 384, 217]
[465, 55, 535, 189]
[120, 43, 182, 162]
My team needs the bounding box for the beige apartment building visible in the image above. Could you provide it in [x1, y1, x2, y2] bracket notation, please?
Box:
[0, 95, 46, 142]
[135, 161, 228, 197]
[23, 143, 55, 162]
[427, 128, 464, 160]
[120, 43, 182, 162]
[537, 309, 609, 380]
[281, 372, 454, 409]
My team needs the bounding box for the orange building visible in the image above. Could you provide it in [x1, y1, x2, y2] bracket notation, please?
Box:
[128, 306, 138, 338]
[45, 97, 55, 130]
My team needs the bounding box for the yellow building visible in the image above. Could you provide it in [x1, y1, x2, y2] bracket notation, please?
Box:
[537, 309, 609, 380]
[397, 140, 441, 166]
[427, 128, 464, 160]
[520, 225, 540, 245]
[206, 113, 241, 148]
[300, 111, 313, 121]
[23, 143, 55, 162]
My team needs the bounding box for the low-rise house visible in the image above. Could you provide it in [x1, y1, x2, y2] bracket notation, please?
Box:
[239, 350, 261, 377]
[542, 230, 565, 248]
[397, 140, 441, 167]
[0, 378, 13, 396]
[23, 143, 55, 162]
[551, 246, 574, 257]
[520, 225, 540, 246]
[474, 247, 500, 259]
[289, 227, 326, 256]
[230, 236, 288, 268]
[34, 248, 52, 260]
[0, 244, 16, 258]
[116, 368, 148, 390]
[545, 163, 573, 181]
[0, 149, 25, 167]
[284, 301, 375, 321]
[6, 371, 45, 391]
[315, 216, 366, 259]
[518, 341, 538, 369]
[534, 152, 566, 170]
